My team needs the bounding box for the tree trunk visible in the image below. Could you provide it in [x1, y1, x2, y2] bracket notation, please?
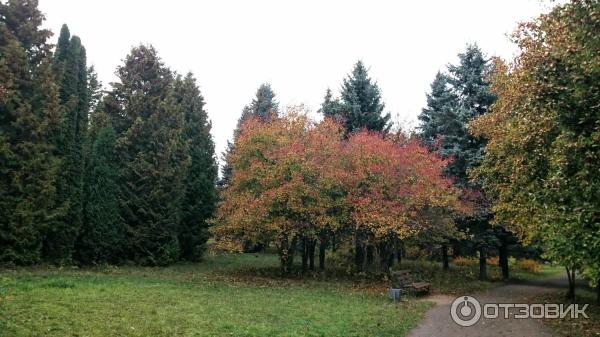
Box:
[479, 247, 487, 280]
[596, 277, 599, 305]
[452, 240, 462, 257]
[301, 238, 308, 273]
[499, 242, 509, 280]
[395, 239, 403, 267]
[355, 239, 364, 272]
[280, 236, 296, 275]
[308, 240, 316, 271]
[378, 241, 394, 273]
[441, 244, 449, 271]
[566, 266, 576, 301]
[366, 244, 374, 268]
[319, 237, 327, 270]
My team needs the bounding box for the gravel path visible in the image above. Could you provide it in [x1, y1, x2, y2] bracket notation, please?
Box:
[407, 273, 569, 337]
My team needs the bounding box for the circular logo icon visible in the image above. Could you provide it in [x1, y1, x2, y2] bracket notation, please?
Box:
[450, 296, 482, 327]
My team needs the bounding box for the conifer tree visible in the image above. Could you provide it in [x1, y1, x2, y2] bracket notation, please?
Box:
[338, 61, 391, 133]
[0, 0, 62, 264]
[77, 112, 122, 264]
[44, 24, 90, 262]
[318, 88, 343, 120]
[418, 44, 500, 279]
[418, 72, 461, 151]
[104, 45, 188, 265]
[173, 73, 218, 261]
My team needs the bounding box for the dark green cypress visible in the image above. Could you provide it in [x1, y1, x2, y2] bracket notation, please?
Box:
[77, 112, 122, 264]
[173, 74, 218, 261]
[338, 61, 391, 133]
[0, 0, 62, 264]
[105, 45, 188, 266]
[44, 24, 89, 263]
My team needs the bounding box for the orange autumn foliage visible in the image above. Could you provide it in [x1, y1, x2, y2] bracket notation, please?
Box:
[211, 108, 470, 270]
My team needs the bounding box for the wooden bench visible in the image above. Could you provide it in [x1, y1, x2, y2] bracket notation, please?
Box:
[390, 270, 430, 295]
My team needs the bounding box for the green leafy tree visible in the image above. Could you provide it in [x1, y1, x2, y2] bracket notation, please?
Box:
[338, 61, 391, 133]
[104, 45, 189, 266]
[44, 24, 90, 263]
[471, 0, 600, 300]
[173, 73, 218, 261]
[0, 0, 62, 264]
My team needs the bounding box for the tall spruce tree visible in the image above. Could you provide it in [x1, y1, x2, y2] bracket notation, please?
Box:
[0, 0, 62, 264]
[219, 83, 279, 187]
[338, 61, 391, 133]
[418, 44, 500, 279]
[174, 73, 218, 261]
[104, 45, 189, 266]
[418, 72, 461, 150]
[44, 24, 90, 263]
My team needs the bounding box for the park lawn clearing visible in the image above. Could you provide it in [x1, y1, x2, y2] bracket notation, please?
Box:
[0, 254, 430, 337]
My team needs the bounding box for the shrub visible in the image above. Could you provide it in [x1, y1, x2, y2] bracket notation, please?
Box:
[486, 256, 499, 265]
[452, 256, 478, 266]
[517, 259, 542, 273]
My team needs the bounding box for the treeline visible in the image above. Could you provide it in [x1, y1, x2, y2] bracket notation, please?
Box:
[0, 0, 217, 266]
[213, 57, 494, 276]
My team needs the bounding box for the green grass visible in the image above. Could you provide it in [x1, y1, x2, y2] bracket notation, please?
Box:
[0, 254, 430, 337]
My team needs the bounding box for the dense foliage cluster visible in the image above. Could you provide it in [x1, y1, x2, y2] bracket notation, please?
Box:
[0, 0, 217, 266]
[212, 110, 468, 273]
[470, 0, 600, 298]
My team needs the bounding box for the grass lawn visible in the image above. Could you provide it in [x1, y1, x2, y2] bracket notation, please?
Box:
[0, 254, 430, 337]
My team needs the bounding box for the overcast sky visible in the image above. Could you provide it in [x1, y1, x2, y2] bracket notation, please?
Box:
[39, 0, 555, 162]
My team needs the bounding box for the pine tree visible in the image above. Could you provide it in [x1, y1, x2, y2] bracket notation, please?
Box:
[0, 0, 62, 264]
[219, 83, 279, 187]
[77, 112, 122, 264]
[173, 73, 218, 261]
[44, 24, 90, 263]
[105, 45, 189, 266]
[338, 61, 391, 133]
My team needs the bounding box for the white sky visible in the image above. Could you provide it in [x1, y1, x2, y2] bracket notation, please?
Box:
[39, 0, 555, 163]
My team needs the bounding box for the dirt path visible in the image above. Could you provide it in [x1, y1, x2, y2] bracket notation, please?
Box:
[407, 273, 569, 337]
